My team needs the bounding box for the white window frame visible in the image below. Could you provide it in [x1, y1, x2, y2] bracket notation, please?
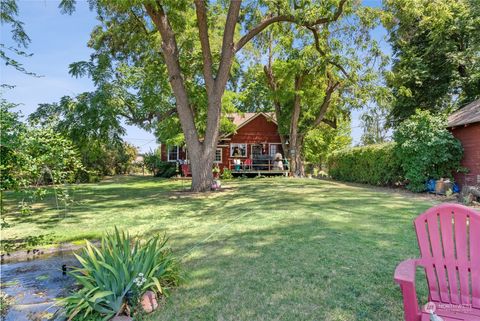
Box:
[167, 146, 179, 162]
[269, 143, 281, 157]
[214, 148, 222, 163]
[230, 143, 247, 157]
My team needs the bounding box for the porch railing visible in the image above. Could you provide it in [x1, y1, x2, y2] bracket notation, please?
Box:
[229, 159, 288, 172]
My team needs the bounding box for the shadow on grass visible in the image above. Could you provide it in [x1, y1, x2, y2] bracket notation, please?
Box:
[147, 212, 428, 321]
[2, 176, 434, 319]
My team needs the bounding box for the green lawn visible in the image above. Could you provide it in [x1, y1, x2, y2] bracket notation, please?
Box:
[2, 176, 436, 320]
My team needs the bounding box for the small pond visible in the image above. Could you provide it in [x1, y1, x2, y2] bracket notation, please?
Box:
[1, 252, 79, 321]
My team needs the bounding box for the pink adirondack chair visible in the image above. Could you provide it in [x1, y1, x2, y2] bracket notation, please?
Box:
[395, 203, 480, 321]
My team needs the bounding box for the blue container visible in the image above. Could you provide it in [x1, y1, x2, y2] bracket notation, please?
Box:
[426, 179, 436, 192]
[453, 183, 460, 194]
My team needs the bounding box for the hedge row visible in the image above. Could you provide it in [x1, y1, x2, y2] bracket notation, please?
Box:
[327, 143, 403, 186]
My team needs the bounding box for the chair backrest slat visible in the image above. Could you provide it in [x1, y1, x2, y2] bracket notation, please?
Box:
[426, 214, 451, 302]
[454, 210, 471, 305]
[439, 212, 460, 304]
[415, 217, 441, 301]
[414, 204, 480, 306]
[471, 212, 480, 308]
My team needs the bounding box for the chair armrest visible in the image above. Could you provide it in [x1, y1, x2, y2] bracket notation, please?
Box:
[394, 259, 421, 321]
[395, 259, 418, 284]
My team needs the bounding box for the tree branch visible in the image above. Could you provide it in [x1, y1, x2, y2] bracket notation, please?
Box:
[129, 9, 150, 35]
[194, 0, 214, 95]
[235, 14, 295, 52]
[312, 74, 340, 128]
[307, 26, 350, 79]
[321, 117, 337, 129]
[214, 0, 242, 95]
[235, 0, 348, 53]
[144, 1, 200, 144]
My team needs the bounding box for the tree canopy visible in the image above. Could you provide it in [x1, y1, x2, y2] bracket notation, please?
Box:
[58, 0, 371, 190]
[384, 0, 480, 124]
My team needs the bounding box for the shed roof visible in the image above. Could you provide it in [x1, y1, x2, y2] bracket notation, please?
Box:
[447, 99, 480, 127]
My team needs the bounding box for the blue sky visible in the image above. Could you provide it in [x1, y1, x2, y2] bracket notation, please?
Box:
[1, 0, 390, 152]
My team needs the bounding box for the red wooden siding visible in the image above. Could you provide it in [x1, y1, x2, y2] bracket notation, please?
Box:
[450, 122, 480, 187]
[222, 114, 282, 169]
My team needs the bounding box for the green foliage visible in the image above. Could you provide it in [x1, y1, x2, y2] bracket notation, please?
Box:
[29, 94, 137, 178]
[1, 102, 83, 223]
[16, 127, 84, 186]
[143, 150, 177, 178]
[0, 290, 13, 319]
[63, 229, 181, 320]
[384, 0, 480, 123]
[0, 99, 25, 190]
[304, 121, 352, 166]
[393, 110, 463, 192]
[1, 102, 83, 190]
[360, 106, 390, 145]
[0, 0, 39, 80]
[327, 143, 402, 186]
[220, 168, 233, 180]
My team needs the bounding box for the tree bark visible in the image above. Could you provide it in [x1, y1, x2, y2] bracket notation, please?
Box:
[292, 134, 305, 177]
[289, 74, 304, 177]
[263, 64, 288, 158]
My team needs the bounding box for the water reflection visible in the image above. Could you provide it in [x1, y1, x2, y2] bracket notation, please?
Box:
[1, 253, 79, 321]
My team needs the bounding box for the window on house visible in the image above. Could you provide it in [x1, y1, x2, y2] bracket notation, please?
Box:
[269, 144, 281, 157]
[230, 143, 247, 157]
[214, 148, 222, 163]
[167, 146, 179, 162]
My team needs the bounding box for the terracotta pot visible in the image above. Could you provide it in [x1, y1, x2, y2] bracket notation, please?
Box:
[141, 291, 158, 313]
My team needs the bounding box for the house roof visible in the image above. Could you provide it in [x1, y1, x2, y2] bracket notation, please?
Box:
[448, 99, 480, 127]
[228, 112, 277, 129]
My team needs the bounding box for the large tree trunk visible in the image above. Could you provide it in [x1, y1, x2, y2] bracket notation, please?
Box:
[290, 135, 305, 177]
[189, 147, 215, 192]
[289, 75, 304, 177]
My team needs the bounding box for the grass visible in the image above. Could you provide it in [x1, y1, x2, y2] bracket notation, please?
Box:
[2, 175, 437, 320]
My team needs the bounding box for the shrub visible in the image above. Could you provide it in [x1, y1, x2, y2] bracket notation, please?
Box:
[220, 168, 233, 180]
[144, 151, 178, 178]
[155, 161, 177, 178]
[393, 110, 463, 192]
[327, 143, 402, 186]
[62, 229, 181, 320]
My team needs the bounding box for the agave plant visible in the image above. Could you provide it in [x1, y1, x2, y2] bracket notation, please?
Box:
[62, 228, 181, 321]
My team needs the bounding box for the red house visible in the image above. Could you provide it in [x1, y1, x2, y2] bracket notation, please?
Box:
[160, 112, 288, 176]
[447, 99, 480, 188]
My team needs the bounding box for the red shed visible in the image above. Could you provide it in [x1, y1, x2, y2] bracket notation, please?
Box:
[160, 112, 288, 176]
[447, 99, 480, 188]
